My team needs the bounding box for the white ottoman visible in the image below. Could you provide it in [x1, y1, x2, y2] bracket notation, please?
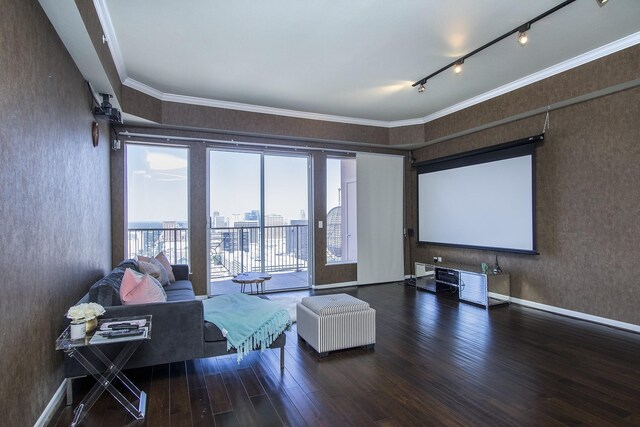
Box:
[296, 293, 376, 356]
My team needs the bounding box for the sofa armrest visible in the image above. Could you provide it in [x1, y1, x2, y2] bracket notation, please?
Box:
[65, 299, 205, 378]
[171, 264, 189, 281]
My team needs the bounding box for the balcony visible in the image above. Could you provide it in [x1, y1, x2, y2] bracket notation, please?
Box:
[127, 227, 189, 265]
[209, 225, 308, 279]
[127, 225, 309, 292]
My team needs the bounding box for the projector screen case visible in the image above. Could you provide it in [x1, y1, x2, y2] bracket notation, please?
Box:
[415, 134, 543, 254]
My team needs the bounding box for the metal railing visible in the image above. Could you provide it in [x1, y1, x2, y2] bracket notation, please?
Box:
[127, 227, 189, 265]
[126, 224, 308, 280]
[210, 225, 308, 279]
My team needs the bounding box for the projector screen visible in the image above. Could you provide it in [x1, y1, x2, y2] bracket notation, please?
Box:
[417, 136, 540, 254]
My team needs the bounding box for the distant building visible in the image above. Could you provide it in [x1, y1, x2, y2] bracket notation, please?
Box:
[244, 210, 260, 222]
[232, 220, 259, 246]
[222, 230, 249, 252]
[264, 214, 284, 227]
[211, 214, 227, 228]
[233, 220, 259, 229]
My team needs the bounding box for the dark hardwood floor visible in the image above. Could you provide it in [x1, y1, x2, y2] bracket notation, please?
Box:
[51, 283, 640, 426]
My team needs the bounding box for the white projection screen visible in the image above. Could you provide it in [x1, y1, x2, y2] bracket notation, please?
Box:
[417, 136, 540, 254]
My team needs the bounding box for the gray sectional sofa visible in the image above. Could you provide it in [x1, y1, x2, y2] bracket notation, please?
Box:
[65, 259, 286, 383]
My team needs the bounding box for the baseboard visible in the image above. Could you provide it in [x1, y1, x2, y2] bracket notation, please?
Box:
[35, 379, 66, 427]
[510, 296, 640, 333]
[312, 281, 358, 290]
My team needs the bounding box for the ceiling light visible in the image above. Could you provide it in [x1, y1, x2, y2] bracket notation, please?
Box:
[453, 60, 464, 75]
[595, 0, 609, 6]
[412, 0, 579, 94]
[517, 23, 531, 46]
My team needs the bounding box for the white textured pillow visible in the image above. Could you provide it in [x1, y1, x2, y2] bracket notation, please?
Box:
[137, 256, 170, 286]
[155, 251, 176, 282]
[139, 252, 175, 283]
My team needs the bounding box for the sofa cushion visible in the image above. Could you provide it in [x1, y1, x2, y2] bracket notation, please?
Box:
[204, 321, 226, 342]
[88, 267, 127, 306]
[163, 280, 193, 292]
[120, 268, 167, 305]
[165, 288, 195, 302]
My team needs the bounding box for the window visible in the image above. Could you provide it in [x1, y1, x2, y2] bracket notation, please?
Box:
[126, 144, 189, 264]
[326, 157, 356, 264]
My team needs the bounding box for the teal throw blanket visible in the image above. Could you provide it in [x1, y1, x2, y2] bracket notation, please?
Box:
[202, 293, 291, 363]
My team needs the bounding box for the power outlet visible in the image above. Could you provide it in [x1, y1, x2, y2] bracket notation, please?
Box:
[432, 256, 438, 263]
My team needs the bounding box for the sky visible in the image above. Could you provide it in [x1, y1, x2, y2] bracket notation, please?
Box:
[127, 145, 342, 224]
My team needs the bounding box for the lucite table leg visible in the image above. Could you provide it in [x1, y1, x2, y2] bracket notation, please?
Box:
[88, 343, 145, 398]
[66, 341, 146, 426]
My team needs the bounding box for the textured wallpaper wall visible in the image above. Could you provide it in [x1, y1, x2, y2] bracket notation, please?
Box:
[0, 1, 112, 425]
[411, 86, 640, 326]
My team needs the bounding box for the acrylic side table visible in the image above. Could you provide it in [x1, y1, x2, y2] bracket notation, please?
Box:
[55, 315, 152, 427]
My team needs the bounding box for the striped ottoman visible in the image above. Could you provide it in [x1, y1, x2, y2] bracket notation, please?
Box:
[296, 293, 376, 357]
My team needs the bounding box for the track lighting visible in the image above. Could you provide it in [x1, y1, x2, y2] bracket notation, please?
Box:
[453, 59, 464, 75]
[517, 23, 531, 46]
[595, 0, 609, 6]
[412, 0, 583, 93]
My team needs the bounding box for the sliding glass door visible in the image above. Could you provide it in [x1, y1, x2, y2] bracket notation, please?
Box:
[208, 149, 310, 294]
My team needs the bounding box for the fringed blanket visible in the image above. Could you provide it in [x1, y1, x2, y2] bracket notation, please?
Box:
[202, 293, 291, 363]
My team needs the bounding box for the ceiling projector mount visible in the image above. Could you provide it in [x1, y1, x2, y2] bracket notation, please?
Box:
[87, 81, 122, 123]
[93, 93, 122, 123]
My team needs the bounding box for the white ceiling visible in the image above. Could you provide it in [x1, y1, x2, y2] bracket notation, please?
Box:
[49, 0, 640, 126]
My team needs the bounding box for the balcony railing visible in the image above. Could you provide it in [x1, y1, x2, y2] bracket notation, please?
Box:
[126, 225, 308, 280]
[127, 227, 189, 265]
[210, 225, 308, 279]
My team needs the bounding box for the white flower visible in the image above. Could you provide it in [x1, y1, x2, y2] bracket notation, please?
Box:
[66, 303, 106, 320]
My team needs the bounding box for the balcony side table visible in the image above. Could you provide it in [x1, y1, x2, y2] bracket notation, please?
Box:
[232, 272, 272, 294]
[55, 315, 152, 427]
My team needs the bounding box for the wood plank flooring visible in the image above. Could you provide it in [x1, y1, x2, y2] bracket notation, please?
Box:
[51, 283, 640, 426]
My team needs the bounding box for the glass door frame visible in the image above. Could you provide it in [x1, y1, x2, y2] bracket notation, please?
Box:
[206, 146, 313, 294]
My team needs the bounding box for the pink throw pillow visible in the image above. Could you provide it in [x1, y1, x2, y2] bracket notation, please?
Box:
[120, 268, 167, 305]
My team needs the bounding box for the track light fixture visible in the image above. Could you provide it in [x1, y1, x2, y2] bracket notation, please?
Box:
[453, 59, 464, 75]
[595, 0, 609, 7]
[517, 23, 531, 46]
[412, 0, 587, 93]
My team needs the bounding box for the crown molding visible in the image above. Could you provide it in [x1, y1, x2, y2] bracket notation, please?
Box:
[398, 31, 640, 128]
[96, 0, 639, 132]
[122, 78, 393, 127]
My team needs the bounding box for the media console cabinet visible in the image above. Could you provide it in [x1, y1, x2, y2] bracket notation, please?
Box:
[414, 261, 511, 308]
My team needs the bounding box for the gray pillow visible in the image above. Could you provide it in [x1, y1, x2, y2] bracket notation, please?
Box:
[137, 257, 170, 287]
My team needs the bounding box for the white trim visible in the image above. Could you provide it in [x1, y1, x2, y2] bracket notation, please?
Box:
[93, 0, 127, 82]
[123, 77, 165, 100]
[312, 281, 358, 290]
[34, 380, 66, 427]
[510, 297, 640, 334]
[397, 31, 640, 128]
[123, 78, 391, 127]
[116, 33, 639, 128]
